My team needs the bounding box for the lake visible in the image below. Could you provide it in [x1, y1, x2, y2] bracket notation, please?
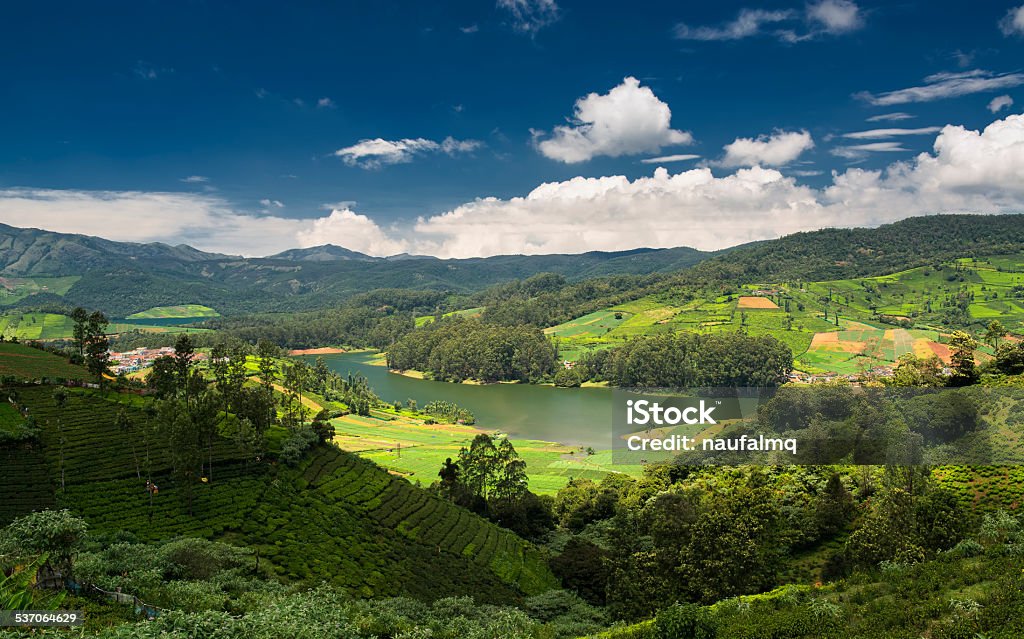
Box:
[300, 351, 615, 449]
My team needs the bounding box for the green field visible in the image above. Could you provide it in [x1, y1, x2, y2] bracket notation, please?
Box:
[0, 341, 90, 380]
[332, 406, 641, 494]
[0, 275, 80, 305]
[125, 304, 220, 319]
[415, 306, 484, 327]
[0, 311, 212, 341]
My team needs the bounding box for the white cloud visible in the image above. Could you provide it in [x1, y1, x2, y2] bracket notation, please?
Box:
[675, 2, 862, 42]
[674, 9, 793, 41]
[7, 114, 1024, 260]
[866, 112, 915, 122]
[641, 154, 701, 164]
[719, 130, 814, 167]
[807, 0, 863, 34]
[1000, 5, 1024, 36]
[535, 77, 693, 163]
[409, 114, 1024, 256]
[989, 94, 1014, 113]
[831, 141, 909, 160]
[789, 169, 824, 177]
[842, 127, 941, 139]
[460, 24, 479, 34]
[334, 136, 482, 169]
[260, 199, 285, 209]
[295, 208, 407, 256]
[496, 0, 559, 34]
[857, 70, 1024, 106]
[317, 97, 335, 109]
[180, 175, 209, 183]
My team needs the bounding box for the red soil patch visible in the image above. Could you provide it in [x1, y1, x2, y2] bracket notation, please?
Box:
[737, 296, 779, 309]
[288, 347, 347, 356]
[927, 341, 953, 364]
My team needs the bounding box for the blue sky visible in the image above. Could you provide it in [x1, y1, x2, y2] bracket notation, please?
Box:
[2, 0, 1024, 257]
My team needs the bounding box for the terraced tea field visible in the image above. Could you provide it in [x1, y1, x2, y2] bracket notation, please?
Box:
[0, 342, 90, 380]
[1, 385, 558, 600]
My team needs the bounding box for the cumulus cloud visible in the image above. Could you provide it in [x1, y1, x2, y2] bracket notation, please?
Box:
[641, 154, 701, 164]
[806, 0, 863, 34]
[675, 2, 862, 42]
[295, 208, 407, 256]
[409, 114, 1024, 256]
[334, 136, 482, 169]
[535, 77, 692, 163]
[496, 0, 559, 34]
[718, 130, 814, 167]
[1000, 5, 1024, 36]
[866, 112, 915, 122]
[858, 70, 1024, 106]
[7, 114, 1024, 259]
[842, 127, 941, 139]
[317, 97, 336, 109]
[989, 95, 1014, 113]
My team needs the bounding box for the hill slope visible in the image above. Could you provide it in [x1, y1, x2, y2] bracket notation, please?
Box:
[0, 386, 557, 600]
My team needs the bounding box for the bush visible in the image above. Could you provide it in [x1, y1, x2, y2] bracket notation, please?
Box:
[655, 603, 717, 639]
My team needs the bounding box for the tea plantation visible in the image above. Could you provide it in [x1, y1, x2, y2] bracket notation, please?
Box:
[1, 385, 558, 602]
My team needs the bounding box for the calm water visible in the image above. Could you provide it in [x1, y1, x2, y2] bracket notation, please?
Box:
[300, 351, 614, 449]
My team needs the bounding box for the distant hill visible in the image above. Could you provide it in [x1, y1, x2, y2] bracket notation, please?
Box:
[268, 244, 376, 262]
[0, 224, 713, 316]
[681, 213, 1024, 284]
[3, 214, 1023, 317]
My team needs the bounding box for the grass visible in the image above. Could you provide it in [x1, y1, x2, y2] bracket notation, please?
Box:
[415, 307, 485, 327]
[0, 311, 212, 341]
[331, 405, 642, 494]
[0, 275, 80, 306]
[125, 304, 220, 319]
[0, 341, 90, 380]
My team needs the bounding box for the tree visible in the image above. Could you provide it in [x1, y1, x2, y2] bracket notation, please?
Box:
[947, 330, 979, 387]
[256, 339, 279, 392]
[0, 510, 87, 582]
[888, 353, 945, 387]
[69, 307, 89, 357]
[83, 312, 110, 382]
[146, 355, 178, 398]
[52, 387, 67, 493]
[310, 409, 335, 443]
[115, 408, 141, 479]
[984, 319, 1007, 348]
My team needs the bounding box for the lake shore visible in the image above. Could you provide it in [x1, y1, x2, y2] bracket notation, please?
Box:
[288, 346, 348, 356]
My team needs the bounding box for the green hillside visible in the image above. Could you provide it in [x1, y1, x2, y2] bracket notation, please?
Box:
[0, 341, 90, 380]
[125, 304, 220, 319]
[2, 386, 558, 600]
[547, 254, 1022, 375]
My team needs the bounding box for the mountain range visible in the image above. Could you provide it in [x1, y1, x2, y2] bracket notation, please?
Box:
[0, 223, 712, 316]
[3, 213, 1024, 317]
